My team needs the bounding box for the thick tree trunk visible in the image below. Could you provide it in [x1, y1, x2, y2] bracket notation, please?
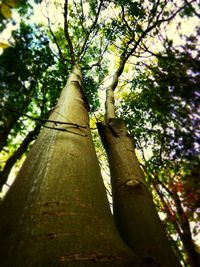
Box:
[98, 118, 181, 267]
[0, 65, 139, 267]
[0, 124, 41, 191]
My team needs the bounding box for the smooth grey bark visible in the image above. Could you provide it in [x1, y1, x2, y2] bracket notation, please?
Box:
[98, 118, 181, 267]
[101, 48, 180, 266]
[0, 65, 139, 267]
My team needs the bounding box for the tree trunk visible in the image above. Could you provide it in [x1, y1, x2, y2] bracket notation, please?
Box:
[0, 124, 41, 191]
[97, 118, 181, 267]
[0, 65, 139, 267]
[172, 189, 200, 267]
[0, 80, 36, 151]
[152, 181, 187, 265]
[0, 114, 18, 152]
[0, 80, 36, 152]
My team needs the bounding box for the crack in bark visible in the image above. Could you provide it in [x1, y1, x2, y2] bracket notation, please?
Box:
[115, 179, 150, 199]
[60, 253, 131, 263]
[108, 118, 129, 137]
[20, 232, 79, 242]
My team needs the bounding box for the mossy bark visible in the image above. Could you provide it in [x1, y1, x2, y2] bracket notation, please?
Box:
[98, 118, 181, 267]
[0, 66, 139, 267]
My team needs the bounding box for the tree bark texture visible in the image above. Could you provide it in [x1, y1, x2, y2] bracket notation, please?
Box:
[0, 66, 139, 267]
[98, 118, 181, 267]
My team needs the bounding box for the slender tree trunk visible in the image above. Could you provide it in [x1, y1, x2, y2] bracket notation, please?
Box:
[97, 116, 181, 266]
[0, 65, 139, 267]
[172, 189, 200, 267]
[0, 80, 36, 152]
[0, 124, 41, 191]
[0, 114, 18, 152]
[152, 181, 187, 264]
[153, 179, 200, 267]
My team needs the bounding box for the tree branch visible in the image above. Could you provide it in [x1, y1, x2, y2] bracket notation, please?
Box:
[120, 4, 133, 34]
[73, 0, 86, 34]
[78, 0, 104, 61]
[184, 0, 200, 18]
[42, 0, 69, 64]
[109, 0, 192, 93]
[64, 0, 76, 65]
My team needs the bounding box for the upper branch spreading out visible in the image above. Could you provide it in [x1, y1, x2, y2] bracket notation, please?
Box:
[147, 0, 161, 28]
[80, 0, 86, 29]
[104, 0, 194, 122]
[110, 0, 194, 93]
[78, 0, 104, 61]
[73, 0, 86, 34]
[120, 4, 133, 34]
[64, 0, 76, 65]
[42, 1, 70, 65]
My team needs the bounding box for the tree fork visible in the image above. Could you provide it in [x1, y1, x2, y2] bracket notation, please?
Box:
[0, 66, 139, 267]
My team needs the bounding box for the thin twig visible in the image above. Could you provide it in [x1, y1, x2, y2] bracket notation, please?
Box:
[120, 4, 133, 34]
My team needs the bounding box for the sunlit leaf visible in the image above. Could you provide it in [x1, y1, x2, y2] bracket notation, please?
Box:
[0, 42, 10, 49]
[0, 3, 12, 19]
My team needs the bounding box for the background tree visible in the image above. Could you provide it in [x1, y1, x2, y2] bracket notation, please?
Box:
[120, 30, 200, 266]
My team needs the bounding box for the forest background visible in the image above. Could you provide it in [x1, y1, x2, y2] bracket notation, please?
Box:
[0, 0, 199, 266]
